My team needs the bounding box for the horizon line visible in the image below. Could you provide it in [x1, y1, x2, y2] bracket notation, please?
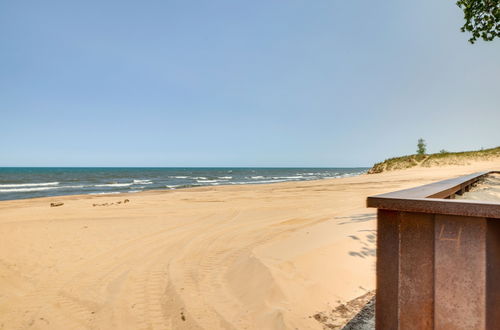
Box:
[0, 166, 371, 169]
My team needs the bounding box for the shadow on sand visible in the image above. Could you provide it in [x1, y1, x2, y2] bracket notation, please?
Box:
[347, 229, 376, 259]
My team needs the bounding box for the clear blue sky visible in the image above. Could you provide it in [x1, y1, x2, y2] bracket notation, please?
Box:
[1, 0, 499, 167]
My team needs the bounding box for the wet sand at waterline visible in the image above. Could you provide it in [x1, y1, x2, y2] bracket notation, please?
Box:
[1, 160, 499, 329]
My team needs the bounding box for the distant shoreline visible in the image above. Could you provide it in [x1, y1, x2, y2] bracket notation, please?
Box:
[0, 174, 365, 204]
[0, 167, 368, 202]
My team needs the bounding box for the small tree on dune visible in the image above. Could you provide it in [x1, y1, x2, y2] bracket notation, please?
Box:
[417, 138, 427, 155]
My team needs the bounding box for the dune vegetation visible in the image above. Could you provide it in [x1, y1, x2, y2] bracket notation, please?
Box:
[368, 146, 500, 174]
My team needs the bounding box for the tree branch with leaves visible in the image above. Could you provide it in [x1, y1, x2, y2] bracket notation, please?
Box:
[456, 0, 500, 43]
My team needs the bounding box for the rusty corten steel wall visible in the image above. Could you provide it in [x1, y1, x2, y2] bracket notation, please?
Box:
[368, 171, 500, 330]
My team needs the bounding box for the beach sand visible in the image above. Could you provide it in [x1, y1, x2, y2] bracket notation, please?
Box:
[1, 160, 499, 330]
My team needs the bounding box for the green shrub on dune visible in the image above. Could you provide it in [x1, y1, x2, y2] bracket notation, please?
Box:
[368, 146, 500, 174]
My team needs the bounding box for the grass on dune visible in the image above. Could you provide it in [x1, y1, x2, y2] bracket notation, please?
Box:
[368, 146, 500, 174]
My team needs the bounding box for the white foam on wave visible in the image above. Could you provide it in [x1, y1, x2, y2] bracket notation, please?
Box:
[254, 179, 287, 184]
[88, 192, 121, 195]
[133, 179, 152, 185]
[251, 176, 264, 179]
[229, 179, 287, 185]
[173, 176, 188, 179]
[128, 190, 142, 193]
[0, 182, 59, 188]
[218, 176, 232, 179]
[94, 183, 133, 187]
[0, 187, 58, 193]
[298, 172, 327, 176]
[197, 180, 219, 183]
[0, 185, 84, 193]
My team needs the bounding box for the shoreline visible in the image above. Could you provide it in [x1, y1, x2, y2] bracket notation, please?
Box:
[0, 160, 495, 204]
[1, 160, 499, 329]
[0, 170, 368, 203]
[0, 167, 368, 202]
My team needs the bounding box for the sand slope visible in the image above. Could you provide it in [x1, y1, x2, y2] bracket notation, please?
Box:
[1, 161, 499, 329]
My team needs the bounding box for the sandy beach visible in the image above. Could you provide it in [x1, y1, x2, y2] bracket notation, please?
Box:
[1, 161, 499, 330]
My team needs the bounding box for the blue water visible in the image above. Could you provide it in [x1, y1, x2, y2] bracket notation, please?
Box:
[0, 167, 368, 201]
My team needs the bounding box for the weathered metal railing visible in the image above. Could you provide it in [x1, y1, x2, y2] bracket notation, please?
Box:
[367, 171, 500, 329]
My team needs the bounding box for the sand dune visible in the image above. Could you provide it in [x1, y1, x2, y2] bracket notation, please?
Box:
[1, 160, 499, 329]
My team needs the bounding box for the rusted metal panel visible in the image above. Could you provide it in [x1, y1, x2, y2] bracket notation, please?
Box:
[434, 215, 486, 330]
[398, 212, 434, 330]
[487, 219, 500, 329]
[376, 210, 400, 330]
[370, 171, 500, 329]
